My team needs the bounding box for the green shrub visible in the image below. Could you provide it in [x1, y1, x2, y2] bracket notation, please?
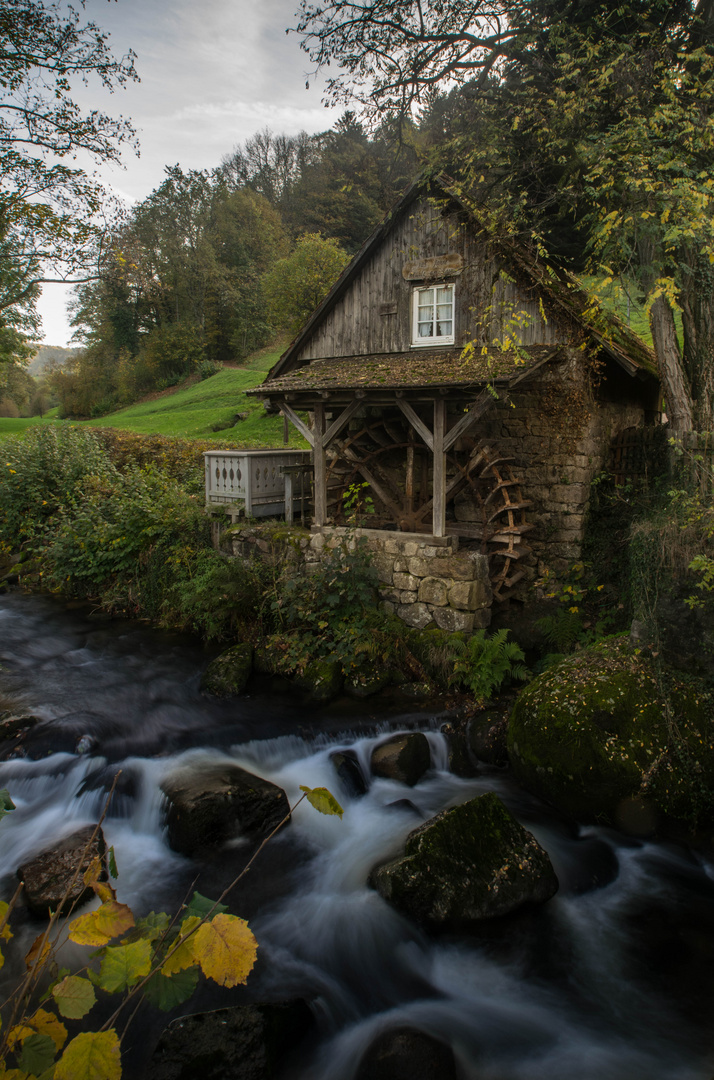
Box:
[269, 540, 417, 678]
[449, 629, 528, 703]
[0, 426, 114, 546]
[45, 466, 208, 605]
[164, 550, 267, 642]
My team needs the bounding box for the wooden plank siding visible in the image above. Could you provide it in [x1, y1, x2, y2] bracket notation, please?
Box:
[295, 193, 568, 364]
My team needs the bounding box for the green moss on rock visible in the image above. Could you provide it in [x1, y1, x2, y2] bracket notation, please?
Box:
[370, 792, 558, 928]
[507, 636, 714, 830]
[295, 658, 344, 703]
[201, 643, 253, 697]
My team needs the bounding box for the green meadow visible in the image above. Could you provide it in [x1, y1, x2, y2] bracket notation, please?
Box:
[0, 345, 309, 448]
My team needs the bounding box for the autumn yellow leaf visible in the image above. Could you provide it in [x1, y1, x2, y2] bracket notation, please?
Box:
[55, 1030, 121, 1080]
[299, 785, 344, 817]
[68, 902, 134, 947]
[0, 900, 13, 943]
[30, 1008, 67, 1052]
[82, 857, 114, 903]
[162, 916, 201, 976]
[25, 932, 51, 972]
[5, 1024, 33, 1050]
[193, 914, 258, 988]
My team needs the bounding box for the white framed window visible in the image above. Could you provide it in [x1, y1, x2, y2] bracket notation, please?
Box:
[411, 283, 455, 346]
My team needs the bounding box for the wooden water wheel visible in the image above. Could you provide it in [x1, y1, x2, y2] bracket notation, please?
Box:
[455, 439, 534, 601]
[325, 412, 533, 601]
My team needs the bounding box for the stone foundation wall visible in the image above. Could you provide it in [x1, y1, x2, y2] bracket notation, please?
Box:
[220, 523, 492, 634]
[459, 350, 649, 577]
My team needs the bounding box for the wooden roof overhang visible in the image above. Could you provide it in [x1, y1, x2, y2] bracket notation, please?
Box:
[248, 347, 560, 537]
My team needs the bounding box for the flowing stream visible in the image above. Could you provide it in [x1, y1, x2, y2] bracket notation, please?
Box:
[1, 592, 714, 1079]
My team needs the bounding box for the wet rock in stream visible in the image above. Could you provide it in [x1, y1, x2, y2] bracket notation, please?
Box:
[150, 999, 315, 1080]
[354, 1026, 458, 1080]
[161, 762, 290, 857]
[330, 748, 368, 797]
[370, 732, 431, 786]
[17, 825, 107, 918]
[201, 644, 254, 698]
[370, 791, 558, 929]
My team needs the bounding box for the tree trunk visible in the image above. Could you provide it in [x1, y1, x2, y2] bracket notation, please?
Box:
[648, 294, 693, 434]
[680, 254, 714, 433]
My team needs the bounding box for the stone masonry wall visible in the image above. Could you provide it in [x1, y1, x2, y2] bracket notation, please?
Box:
[458, 350, 648, 578]
[219, 523, 492, 634]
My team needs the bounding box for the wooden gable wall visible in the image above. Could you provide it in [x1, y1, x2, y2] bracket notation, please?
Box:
[295, 192, 570, 363]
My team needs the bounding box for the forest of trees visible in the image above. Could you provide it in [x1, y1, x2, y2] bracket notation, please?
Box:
[2, 1, 713, 429]
[44, 116, 419, 418]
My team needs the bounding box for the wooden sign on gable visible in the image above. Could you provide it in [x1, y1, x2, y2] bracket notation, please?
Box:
[402, 253, 463, 281]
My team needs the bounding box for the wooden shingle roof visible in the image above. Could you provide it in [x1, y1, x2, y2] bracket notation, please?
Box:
[249, 346, 559, 398]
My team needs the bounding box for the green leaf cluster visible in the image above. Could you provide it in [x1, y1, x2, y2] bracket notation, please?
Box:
[449, 628, 528, 703]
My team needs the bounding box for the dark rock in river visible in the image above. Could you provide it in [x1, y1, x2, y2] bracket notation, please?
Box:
[0, 712, 41, 742]
[201, 643, 254, 697]
[370, 792, 558, 928]
[371, 733, 431, 786]
[330, 748, 368, 797]
[345, 668, 391, 698]
[440, 722, 478, 777]
[17, 825, 107, 918]
[150, 999, 315, 1080]
[295, 657, 343, 703]
[161, 762, 290, 856]
[354, 1026, 458, 1080]
[467, 711, 509, 767]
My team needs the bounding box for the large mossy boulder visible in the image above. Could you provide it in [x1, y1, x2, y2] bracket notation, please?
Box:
[370, 792, 558, 928]
[507, 636, 714, 831]
[18, 826, 107, 918]
[201, 644, 253, 697]
[161, 763, 290, 856]
[371, 733, 431, 786]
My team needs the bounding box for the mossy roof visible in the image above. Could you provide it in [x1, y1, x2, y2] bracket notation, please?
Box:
[249, 346, 557, 395]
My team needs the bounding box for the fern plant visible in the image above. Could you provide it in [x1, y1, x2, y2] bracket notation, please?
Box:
[449, 628, 528, 703]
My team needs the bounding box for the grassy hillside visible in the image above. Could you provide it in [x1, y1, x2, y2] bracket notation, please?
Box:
[0, 415, 62, 440]
[83, 344, 308, 448]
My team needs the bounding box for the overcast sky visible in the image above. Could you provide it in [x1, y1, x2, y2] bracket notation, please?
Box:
[38, 0, 340, 346]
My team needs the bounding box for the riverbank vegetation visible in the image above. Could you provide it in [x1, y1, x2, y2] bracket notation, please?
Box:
[0, 425, 528, 703]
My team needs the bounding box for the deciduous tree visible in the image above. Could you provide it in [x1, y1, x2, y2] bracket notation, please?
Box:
[0, 0, 138, 350]
[296, 0, 714, 433]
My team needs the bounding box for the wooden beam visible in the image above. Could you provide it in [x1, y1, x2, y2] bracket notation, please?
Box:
[341, 446, 407, 522]
[433, 399, 446, 538]
[351, 462, 405, 523]
[443, 389, 496, 452]
[396, 399, 434, 451]
[323, 399, 362, 448]
[279, 403, 314, 448]
[313, 403, 327, 526]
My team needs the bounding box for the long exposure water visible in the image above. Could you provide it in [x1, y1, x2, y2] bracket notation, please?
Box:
[1, 592, 714, 1079]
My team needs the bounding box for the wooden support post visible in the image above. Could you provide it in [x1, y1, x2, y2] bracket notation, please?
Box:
[284, 472, 294, 525]
[313, 403, 327, 526]
[432, 399, 446, 538]
[405, 429, 415, 518]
